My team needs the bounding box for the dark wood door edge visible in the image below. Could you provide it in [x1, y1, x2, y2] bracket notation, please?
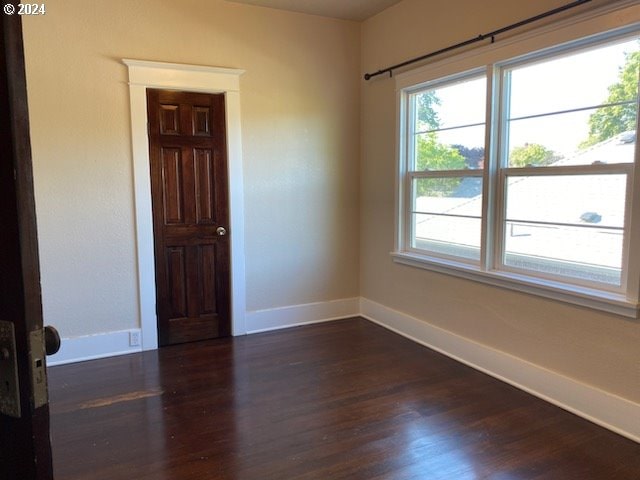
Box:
[0, 14, 53, 480]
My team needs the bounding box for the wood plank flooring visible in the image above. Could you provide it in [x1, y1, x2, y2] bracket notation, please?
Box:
[48, 318, 640, 479]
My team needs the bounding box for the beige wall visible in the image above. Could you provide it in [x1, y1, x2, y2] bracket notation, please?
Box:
[22, 0, 360, 337]
[360, 0, 639, 403]
[21, 0, 639, 404]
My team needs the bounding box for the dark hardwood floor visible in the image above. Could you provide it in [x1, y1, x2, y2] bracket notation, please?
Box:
[48, 317, 640, 479]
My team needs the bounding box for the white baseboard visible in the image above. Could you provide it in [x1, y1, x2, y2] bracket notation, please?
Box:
[47, 298, 360, 366]
[360, 297, 640, 443]
[47, 329, 142, 367]
[245, 297, 360, 334]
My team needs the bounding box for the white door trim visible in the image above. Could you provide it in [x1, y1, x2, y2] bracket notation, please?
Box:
[123, 59, 247, 350]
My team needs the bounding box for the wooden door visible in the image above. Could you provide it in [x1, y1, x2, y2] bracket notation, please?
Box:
[147, 89, 231, 346]
[0, 15, 54, 480]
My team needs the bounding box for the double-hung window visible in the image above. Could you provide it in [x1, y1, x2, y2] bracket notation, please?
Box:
[407, 74, 487, 262]
[394, 10, 640, 317]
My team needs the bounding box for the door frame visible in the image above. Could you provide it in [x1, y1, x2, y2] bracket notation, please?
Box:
[123, 59, 246, 350]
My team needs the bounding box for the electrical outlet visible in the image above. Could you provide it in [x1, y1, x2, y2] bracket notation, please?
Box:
[129, 331, 141, 347]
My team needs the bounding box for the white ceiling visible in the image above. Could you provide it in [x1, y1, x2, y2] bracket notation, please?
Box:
[225, 0, 403, 21]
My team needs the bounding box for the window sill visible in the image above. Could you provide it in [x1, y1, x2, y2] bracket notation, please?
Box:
[390, 251, 639, 318]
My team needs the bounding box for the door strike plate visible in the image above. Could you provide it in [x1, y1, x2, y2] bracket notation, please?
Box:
[30, 329, 48, 409]
[0, 320, 21, 418]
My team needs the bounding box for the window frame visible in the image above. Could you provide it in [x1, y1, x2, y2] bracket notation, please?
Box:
[392, 3, 640, 318]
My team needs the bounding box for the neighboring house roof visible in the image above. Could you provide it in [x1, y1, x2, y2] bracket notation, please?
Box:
[554, 131, 636, 166]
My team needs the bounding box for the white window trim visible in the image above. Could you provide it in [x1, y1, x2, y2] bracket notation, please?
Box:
[392, 1, 640, 318]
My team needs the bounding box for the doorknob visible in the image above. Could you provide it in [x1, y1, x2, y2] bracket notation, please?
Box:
[44, 326, 61, 356]
[216, 226, 227, 236]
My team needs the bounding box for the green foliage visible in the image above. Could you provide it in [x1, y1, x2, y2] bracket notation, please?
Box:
[452, 145, 485, 169]
[416, 91, 440, 131]
[582, 49, 640, 147]
[413, 90, 470, 197]
[509, 143, 556, 168]
[416, 133, 466, 171]
[416, 133, 466, 196]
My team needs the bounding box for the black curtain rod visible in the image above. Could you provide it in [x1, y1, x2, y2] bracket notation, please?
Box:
[363, 0, 593, 81]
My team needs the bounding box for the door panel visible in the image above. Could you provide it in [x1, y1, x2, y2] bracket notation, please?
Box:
[147, 89, 230, 346]
[194, 148, 215, 224]
[166, 247, 188, 318]
[161, 148, 184, 224]
[193, 106, 211, 136]
[200, 244, 217, 314]
[159, 104, 180, 135]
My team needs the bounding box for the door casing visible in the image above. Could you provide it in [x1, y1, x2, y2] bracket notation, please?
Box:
[123, 60, 246, 350]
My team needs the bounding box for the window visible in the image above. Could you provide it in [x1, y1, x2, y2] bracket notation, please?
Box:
[394, 15, 640, 317]
[408, 75, 486, 261]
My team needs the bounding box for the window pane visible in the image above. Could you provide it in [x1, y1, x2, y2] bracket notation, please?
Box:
[508, 38, 639, 118]
[413, 76, 486, 132]
[413, 178, 482, 216]
[504, 37, 639, 167]
[507, 108, 637, 167]
[503, 174, 626, 286]
[505, 174, 626, 228]
[413, 125, 485, 171]
[413, 214, 481, 261]
[504, 222, 622, 285]
[412, 177, 482, 261]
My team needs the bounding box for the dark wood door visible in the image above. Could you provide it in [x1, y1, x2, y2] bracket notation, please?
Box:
[0, 15, 54, 480]
[147, 89, 231, 346]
